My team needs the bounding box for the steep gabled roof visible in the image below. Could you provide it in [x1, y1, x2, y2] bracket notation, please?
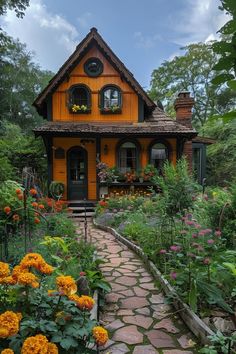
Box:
[33, 27, 156, 116]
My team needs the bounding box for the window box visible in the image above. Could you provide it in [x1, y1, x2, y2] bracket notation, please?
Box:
[100, 106, 122, 114]
[68, 104, 91, 114]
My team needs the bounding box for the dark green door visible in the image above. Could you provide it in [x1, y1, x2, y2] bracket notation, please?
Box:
[68, 147, 87, 200]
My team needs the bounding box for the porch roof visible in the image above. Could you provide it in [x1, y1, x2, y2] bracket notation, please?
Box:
[34, 118, 197, 138]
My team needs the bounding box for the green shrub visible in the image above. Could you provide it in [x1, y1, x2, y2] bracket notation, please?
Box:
[45, 214, 76, 238]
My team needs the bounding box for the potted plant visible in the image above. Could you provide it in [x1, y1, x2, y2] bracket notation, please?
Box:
[69, 104, 90, 113]
[143, 164, 158, 181]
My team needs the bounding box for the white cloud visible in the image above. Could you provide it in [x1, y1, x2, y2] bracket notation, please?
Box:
[0, 0, 79, 72]
[171, 0, 230, 45]
[134, 31, 162, 49]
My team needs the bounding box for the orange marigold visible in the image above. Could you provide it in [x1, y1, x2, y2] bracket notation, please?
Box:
[15, 188, 21, 194]
[21, 334, 48, 354]
[92, 326, 108, 346]
[38, 204, 45, 210]
[68, 294, 81, 304]
[1, 348, 14, 354]
[0, 311, 22, 338]
[47, 343, 58, 354]
[12, 265, 27, 281]
[19, 253, 53, 275]
[31, 202, 38, 208]
[56, 275, 77, 296]
[29, 188, 37, 196]
[0, 276, 17, 285]
[76, 295, 95, 311]
[0, 262, 10, 278]
[18, 194, 23, 201]
[4, 206, 11, 215]
[38, 263, 53, 275]
[17, 272, 39, 288]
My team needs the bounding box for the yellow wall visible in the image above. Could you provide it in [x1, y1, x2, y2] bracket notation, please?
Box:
[52, 137, 176, 200]
[52, 47, 139, 123]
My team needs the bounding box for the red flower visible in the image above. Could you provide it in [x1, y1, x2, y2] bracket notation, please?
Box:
[29, 188, 37, 196]
[38, 204, 45, 210]
[34, 217, 40, 224]
[4, 206, 11, 215]
[32, 202, 38, 208]
[18, 194, 23, 200]
[16, 188, 22, 194]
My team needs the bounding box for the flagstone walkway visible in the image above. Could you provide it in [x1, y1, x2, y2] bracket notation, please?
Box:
[78, 221, 199, 354]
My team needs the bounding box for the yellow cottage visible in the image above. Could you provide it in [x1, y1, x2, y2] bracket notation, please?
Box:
[34, 28, 197, 202]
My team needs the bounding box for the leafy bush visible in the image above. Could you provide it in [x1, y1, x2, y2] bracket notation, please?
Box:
[153, 158, 197, 216]
[45, 214, 76, 238]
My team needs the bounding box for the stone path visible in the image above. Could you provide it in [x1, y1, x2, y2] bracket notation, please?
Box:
[78, 221, 199, 354]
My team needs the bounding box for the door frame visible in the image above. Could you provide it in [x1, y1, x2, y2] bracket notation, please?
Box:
[67, 146, 88, 200]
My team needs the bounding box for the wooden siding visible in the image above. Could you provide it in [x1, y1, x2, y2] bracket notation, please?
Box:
[100, 138, 177, 168]
[52, 137, 97, 200]
[52, 47, 139, 123]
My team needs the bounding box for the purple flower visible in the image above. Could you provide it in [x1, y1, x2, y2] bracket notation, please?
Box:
[203, 258, 211, 265]
[207, 239, 214, 245]
[170, 245, 181, 252]
[160, 249, 167, 254]
[170, 272, 177, 280]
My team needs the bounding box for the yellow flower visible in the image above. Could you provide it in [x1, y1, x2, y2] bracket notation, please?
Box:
[92, 326, 109, 346]
[47, 343, 58, 354]
[21, 334, 48, 354]
[0, 276, 17, 285]
[76, 295, 95, 311]
[21, 334, 58, 354]
[56, 275, 77, 295]
[0, 262, 10, 278]
[17, 272, 39, 288]
[1, 349, 14, 354]
[0, 311, 21, 338]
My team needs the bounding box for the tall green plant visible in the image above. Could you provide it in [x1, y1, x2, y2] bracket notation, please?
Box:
[153, 158, 196, 217]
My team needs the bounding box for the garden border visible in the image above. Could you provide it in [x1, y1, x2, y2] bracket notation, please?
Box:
[93, 219, 215, 345]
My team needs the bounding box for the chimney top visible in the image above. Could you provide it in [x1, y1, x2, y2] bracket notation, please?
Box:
[178, 91, 190, 99]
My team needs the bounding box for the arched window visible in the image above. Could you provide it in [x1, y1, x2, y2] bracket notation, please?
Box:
[150, 143, 169, 170]
[68, 85, 91, 113]
[118, 141, 139, 173]
[100, 85, 122, 113]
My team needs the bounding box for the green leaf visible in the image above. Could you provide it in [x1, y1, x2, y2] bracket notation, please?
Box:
[221, 111, 236, 123]
[227, 79, 236, 90]
[60, 338, 74, 350]
[213, 56, 234, 71]
[212, 41, 235, 54]
[223, 262, 236, 276]
[218, 20, 236, 35]
[189, 279, 197, 313]
[211, 73, 234, 85]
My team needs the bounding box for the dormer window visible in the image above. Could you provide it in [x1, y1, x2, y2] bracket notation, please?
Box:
[100, 85, 122, 114]
[68, 84, 91, 114]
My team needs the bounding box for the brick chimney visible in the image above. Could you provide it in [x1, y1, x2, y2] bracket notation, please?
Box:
[174, 92, 195, 171]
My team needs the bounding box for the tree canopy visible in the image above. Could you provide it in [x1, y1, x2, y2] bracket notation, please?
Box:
[0, 0, 29, 18]
[149, 42, 236, 129]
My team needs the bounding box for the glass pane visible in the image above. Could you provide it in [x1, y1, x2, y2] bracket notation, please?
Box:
[104, 88, 119, 108]
[73, 87, 88, 106]
[119, 143, 137, 173]
[69, 151, 85, 181]
[151, 143, 168, 170]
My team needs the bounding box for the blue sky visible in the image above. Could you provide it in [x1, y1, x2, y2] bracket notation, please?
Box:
[1, 0, 228, 89]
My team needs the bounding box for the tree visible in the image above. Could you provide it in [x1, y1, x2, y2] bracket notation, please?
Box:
[0, 32, 53, 131]
[149, 42, 236, 129]
[0, 0, 29, 18]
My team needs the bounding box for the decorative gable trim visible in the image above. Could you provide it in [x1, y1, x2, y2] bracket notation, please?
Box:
[33, 28, 156, 117]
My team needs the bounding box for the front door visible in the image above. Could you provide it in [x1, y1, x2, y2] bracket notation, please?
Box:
[68, 147, 88, 200]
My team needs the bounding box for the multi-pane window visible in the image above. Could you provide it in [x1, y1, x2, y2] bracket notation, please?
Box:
[119, 142, 138, 173]
[101, 86, 121, 113]
[68, 85, 91, 113]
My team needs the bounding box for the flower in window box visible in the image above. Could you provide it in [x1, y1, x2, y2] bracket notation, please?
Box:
[102, 105, 121, 113]
[71, 104, 88, 113]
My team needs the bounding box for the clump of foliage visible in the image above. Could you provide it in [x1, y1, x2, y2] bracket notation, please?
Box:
[153, 158, 197, 217]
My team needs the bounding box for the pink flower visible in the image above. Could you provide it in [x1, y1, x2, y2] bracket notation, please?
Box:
[205, 229, 212, 234]
[203, 258, 211, 265]
[197, 245, 204, 252]
[170, 245, 181, 252]
[207, 239, 214, 245]
[192, 233, 198, 239]
[187, 252, 196, 259]
[185, 220, 195, 226]
[195, 224, 201, 229]
[170, 272, 177, 280]
[180, 230, 187, 235]
[204, 195, 209, 200]
[80, 272, 86, 276]
[215, 230, 221, 237]
[160, 249, 167, 254]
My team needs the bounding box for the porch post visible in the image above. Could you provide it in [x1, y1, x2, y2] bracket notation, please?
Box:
[96, 137, 101, 200]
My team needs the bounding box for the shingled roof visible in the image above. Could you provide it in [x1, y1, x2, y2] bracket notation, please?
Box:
[33, 27, 156, 116]
[34, 107, 197, 138]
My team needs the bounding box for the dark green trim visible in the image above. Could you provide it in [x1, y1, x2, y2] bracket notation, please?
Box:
[46, 96, 52, 121]
[138, 97, 144, 122]
[192, 142, 206, 185]
[67, 84, 91, 112]
[43, 136, 53, 191]
[96, 137, 101, 200]
[84, 57, 103, 77]
[147, 138, 173, 164]
[99, 84, 122, 111]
